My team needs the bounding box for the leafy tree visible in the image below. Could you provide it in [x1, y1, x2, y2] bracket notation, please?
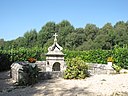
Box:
[24, 29, 37, 47]
[37, 22, 56, 47]
[58, 20, 72, 27]
[57, 20, 74, 48]
[113, 21, 128, 47]
[100, 23, 113, 34]
[84, 24, 99, 40]
[12, 37, 25, 48]
[3, 41, 13, 50]
[43, 38, 54, 52]
[0, 39, 4, 50]
[94, 34, 112, 50]
[75, 28, 84, 34]
[2, 20, 128, 51]
[76, 40, 95, 50]
[65, 33, 85, 50]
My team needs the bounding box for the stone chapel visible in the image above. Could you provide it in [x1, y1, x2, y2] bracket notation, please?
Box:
[45, 33, 65, 72]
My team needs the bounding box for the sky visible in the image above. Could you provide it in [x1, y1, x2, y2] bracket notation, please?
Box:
[0, 0, 128, 41]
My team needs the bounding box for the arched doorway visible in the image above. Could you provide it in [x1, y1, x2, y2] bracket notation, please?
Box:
[52, 62, 60, 71]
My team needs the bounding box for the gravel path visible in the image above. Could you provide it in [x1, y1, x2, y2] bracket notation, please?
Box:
[0, 71, 128, 96]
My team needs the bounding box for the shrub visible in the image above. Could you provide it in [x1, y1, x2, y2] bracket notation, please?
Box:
[112, 64, 122, 73]
[64, 57, 89, 79]
[18, 64, 40, 86]
[1, 46, 128, 72]
[64, 49, 111, 64]
[0, 53, 12, 72]
[113, 47, 128, 69]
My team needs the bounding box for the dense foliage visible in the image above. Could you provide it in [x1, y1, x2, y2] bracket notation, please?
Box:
[64, 57, 89, 79]
[0, 20, 128, 51]
[0, 47, 45, 72]
[64, 47, 128, 69]
[0, 51, 11, 71]
[0, 47, 128, 72]
[64, 50, 110, 64]
[18, 64, 40, 86]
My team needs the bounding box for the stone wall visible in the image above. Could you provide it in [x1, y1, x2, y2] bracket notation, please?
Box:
[11, 61, 65, 82]
[11, 61, 117, 83]
[36, 61, 46, 72]
[88, 63, 116, 75]
[10, 62, 24, 82]
[38, 71, 64, 80]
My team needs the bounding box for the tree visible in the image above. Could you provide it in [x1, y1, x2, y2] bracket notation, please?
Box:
[75, 28, 84, 34]
[57, 20, 74, 48]
[65, 33, 85, 50]
[24, 29, 37, 47]
[2, 20, 128, 51]
[84, 24, 99, 40]
[100, 23, 113, 34]
[113, 21, 128, 47]
[3, 41, 13, 50]
[0, 39, 4, 50]
[12, 37, 25, 48]
[77, 39, 96, 50]
[58, 20, 72, 27]
[94, 34, 112, 50]
[37, 22, 56, 47]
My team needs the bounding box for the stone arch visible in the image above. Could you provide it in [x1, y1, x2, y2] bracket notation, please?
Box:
[52, 62, 60, 71]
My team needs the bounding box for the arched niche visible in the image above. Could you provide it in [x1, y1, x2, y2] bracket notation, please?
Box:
[52, 62, 60, 71]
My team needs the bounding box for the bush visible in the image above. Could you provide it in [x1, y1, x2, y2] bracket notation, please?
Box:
[64, 47, 128, 69]
[18, 64, 40, 86]
[1, 46, 128, 72]
[112, 64, 122, 73]
[113, 47, 128, 69]
[64, 57, 89, 79]
[0, 47, 44, 72]
[0, 53, 12, 72]
[64, 49, 111, 64]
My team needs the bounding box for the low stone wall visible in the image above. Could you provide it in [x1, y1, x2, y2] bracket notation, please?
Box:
[88, 63, 115, 75]
[36, 61, 46, 72]
[38, 71, 64, 80]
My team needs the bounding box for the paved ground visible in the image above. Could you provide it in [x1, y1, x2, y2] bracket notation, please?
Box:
[0, 71, 128, 96]
[0, 71, 14, 91]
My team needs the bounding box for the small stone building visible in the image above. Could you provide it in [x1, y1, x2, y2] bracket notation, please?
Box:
[10, 62, 24, 82]
[46, 33, 65, 72]
[11, 62, 39, 83]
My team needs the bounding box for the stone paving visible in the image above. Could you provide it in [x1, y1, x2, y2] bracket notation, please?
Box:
[1, 71, 128, 96]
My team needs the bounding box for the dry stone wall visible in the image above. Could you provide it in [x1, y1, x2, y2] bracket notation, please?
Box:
[88, 63, 115, 75]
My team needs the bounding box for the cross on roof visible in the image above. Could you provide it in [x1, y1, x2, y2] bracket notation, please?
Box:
[53, 33, 58, 42]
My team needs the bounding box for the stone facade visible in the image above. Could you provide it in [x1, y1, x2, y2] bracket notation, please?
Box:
[11, 62, 25, 82]
[38, 71, 64, 80]
[36, 61, 46, 72]
[46, 33, 66, 72]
